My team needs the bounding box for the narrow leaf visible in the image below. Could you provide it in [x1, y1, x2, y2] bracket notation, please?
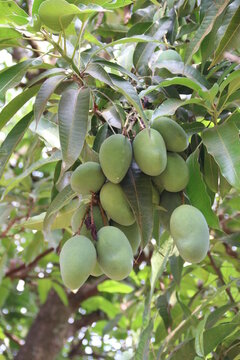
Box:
[202, 121, 240, 191]
[135, 320, 154, 360]
[58, 87, 90, 171]
[0, 60, 32, 96]
[98, 280, 133, 294]
[0, 111, 33, 178]
[152, 98, 203, 119]
[85, 63, 113, 86]
[186, 150, 220, 229]
[34, 74, 66, 126]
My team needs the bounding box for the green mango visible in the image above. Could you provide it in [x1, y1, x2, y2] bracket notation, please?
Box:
[158, 153, 189, 192]
[23, 199, 79, 230]
[151, 117, 188, 153]
[156, 50, 182, 78]
[159, 191, 182, 230]
[70, 162, 105, 195]
[39, 0, 76, 32]
[99, 134, 132, 184]
[170, 205, 209, 263]
[96, 226, 133, 280]
[112, 221, 140, 255]
[133, 128, 167, 176]
[60, 235, 97, 291]
[71, 202, 106, 236]
[100, 182, 135, 226]
[90, 262, 103, 277]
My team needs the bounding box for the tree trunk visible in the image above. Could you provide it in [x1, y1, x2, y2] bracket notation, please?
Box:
[15, 278, 104, 360]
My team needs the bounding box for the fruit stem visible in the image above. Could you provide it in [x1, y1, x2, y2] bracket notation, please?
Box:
[76, 203, 90, 235]
[98, 200, 108, 227]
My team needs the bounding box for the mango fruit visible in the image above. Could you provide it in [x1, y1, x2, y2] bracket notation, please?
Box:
[96, 226, 133, 280]
[60, 235, 97, 291]
[99, 134, 132, 183]
[39, 0, 76, 32]
[90, 262, 103, 277]
[158, 153, 189, 192]
[170, 205, 209, 263]
[100, 182, 135, 226]
[70, 162, 105, 195]
[112, 221, 141, 255]
[151, 117, 188, 153]
[159, 191, 182, 230]
[133, 128, 167, 176]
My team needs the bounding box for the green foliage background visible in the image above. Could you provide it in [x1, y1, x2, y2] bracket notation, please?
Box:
[0, 0, 239, 359]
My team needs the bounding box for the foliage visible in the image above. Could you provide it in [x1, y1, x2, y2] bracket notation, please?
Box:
[0, 0, 239, 359]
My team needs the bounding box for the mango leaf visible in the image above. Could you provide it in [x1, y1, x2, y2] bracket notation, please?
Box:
[0, 0, 28, 25]
[135, 320, 154, 360]
[156, 293, 173, 331]
[195, 313, 209, 357]
[98, 280, 133, 294]
[109, 74, 147, 124]
[0, 253, 7, 285]
[202, 121, 240, 191]
[154, 62, 209, 89]
[0, 60, 32, 97]
[0, 111, 33, 178]
[82, 296, 120, 318]
[203, 147, 219, 193]
[52, 283, 68, 306]
[27, 68, 66, 87]
[38, 279, 52, 304]
[85, 63, 113, 86]
[0, 27, 21, 40]
[169, 254, 184, 285]
[122, 164, 153, 248]
[30, 117, 60, 149]
[0, 84, 40, 131]
[24, 232, 45, 264]
[34, 75, 66, 126]
[92, 58, 138, 81]
[211, 5, 240, 67]
[185, 0, 230, 63]
[58, 87, 90, 171]
[152, 98, 204, 119]
[186, 150, 220, 229]
[103, 0, 132, 9]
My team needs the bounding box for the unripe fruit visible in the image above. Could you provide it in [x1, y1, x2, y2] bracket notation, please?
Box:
[99, 134, 132, 184]
[112, 221, 141, 255]
[90, 262, 103, 277]
[97, 226, 133, 280]
[70, 162, 105, 195]
[100, 182, 135, 226]
[159, 191, 182, 230]
[151, 117, 188, 152]
[39, 0, 76, 32]
[133, 128, 167, 176]
[170, 205, 209, 263]
[158, 153, 189, 192]
[60, 235, 97, 291]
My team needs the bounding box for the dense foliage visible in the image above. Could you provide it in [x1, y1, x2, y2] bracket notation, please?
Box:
[0, 0, 239, 359]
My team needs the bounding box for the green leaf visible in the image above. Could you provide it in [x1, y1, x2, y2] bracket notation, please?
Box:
[203, 148, 219, 193]
[0, 253, 7, 285]
[186, 150, 220, 229]
[103, 0, 132, 9]
[133, 19, 172, 75]
[0, 27, 21, 40]
[202, 121, 240, 191]
[195, 313, 209, 357]
[24, 232, 45, 264]
[93, 123, 108, 152]
[0, 84, 40, 131]
[211, 5, 240, 67]
[34, 75, 66, 126]
[169, 254, 184, 285]
[98, 280, 133, 294]
[30, 117, 60, 149]
[185, 0, 230, 63]
[152, 98, 204, 119]
[122, 165, 153, 248]
[0, 60, 32, 97]
[154, 62, 209, 89]
[82, 296, 120, 318]
[58, 87, 90, 171]
[205, 303, 235, 329]
[135, 320, 153, 360]
[27, 68, 66, 87]
[156, 293, 172, 330]
[93, 58, 138, 81]
[38, 279, 52, 304]
[85, 63, 113, 86]
[0, 111, 33, 178]
[0, 0, 28, 25]
[2, 150, 61, 199]
[52, 283, 68, 306]
[109, 74, 147, 124]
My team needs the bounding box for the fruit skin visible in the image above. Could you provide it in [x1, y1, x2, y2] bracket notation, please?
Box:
[90, 262, 103, 277]
[97, 226, 133, 280]
[71, 203, 106, 237]
[70, 162, 105, 195]
[133, 128, 167, 176]
[99, 134, 132, 184]
[100, 182, 135, 226]
[170, 205, 209, 263]
[39, 0, 76, 32]
[158, 153, 189, 192]
[60, 235, 97, 291]
[151, 117, 188, 152]
[112, 221, 140, 255]
[159, 191, 182, 230]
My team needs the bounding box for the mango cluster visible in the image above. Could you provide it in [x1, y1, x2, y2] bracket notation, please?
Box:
[59, 117, 209, 292]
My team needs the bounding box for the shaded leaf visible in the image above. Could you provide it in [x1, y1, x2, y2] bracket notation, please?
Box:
[202, 121, 240, 191]
[27, 68, 66, 87]
[0, 60, 32, 96]
[135, 320, 153, 360]
[203, 147, 219, 193]
[98, 280, 133, 294]
[0, 253, 7, 285]
[58, 87, 90, 171]
[85, 63, 113, 86]
[152, 98, 204, 119]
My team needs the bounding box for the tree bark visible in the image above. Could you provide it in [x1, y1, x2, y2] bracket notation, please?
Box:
[15, 278, 104, 360]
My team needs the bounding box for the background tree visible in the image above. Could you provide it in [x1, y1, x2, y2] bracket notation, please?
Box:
[0, 0, 239, 359]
